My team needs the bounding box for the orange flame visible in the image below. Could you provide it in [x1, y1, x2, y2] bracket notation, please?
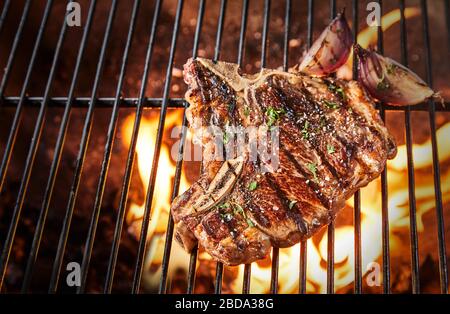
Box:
[121, 109, 190, 287]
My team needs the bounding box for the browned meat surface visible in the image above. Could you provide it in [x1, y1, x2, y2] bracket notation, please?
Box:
[170, 57, 397, 265]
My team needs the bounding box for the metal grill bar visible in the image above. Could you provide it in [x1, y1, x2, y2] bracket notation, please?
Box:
[239, 0, 251, 295]
[131, 0, 184, 294]
[47, 0, 121, 293]
[78, 0, 146, 292]
[21, 0, 98, 293]
[212, 0, 228, 295]
[0, 0, 31, 99]
[0, 0, 54, 290]
[0, 0, 11, 35]
[376, 0, 391, 294]
[104, 0, 163, 294]
[399, 0, 420, 294]
[159, 108, 189, 294]
[184, 0, 207, 296]
[446, 0, 450, 47]
[186, 247, 198, 293]
[2, 97, 447, 111]
[0, 0, 53, 194]
[298, 0, 316, 294]
[327, 0, 337, 295]
[158, 0, 205, 294]
[351, 0, 363, 294]
[2, 0, 70, 291]
[420, 0, 448, 294]
[269, 0, 291, 295]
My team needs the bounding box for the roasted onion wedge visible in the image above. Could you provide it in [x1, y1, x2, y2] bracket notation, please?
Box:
[354, 44, 436, 106]
[298, 10, 352, 76]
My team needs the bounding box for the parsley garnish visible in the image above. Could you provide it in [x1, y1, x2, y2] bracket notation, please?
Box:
[223, 132, 230, 144]
[301, 120, 310, 139]
[230, 203, 255, 228]
[265, 107, 285, 127]
[233, 203, 244, 215]
[248, 181, 258, 191]
[324, 100, 340, 109]
[319, 116, 327, 128]
[328, 84, 346, 100]
[243, 106, 250, 117]
[376, 73, 390, 91]
[219, 202, 255, 229]
[386, 63, 397, 75]
[327, 144, 335, 154]
[377, 79, 390, 91]
[218, 203, 230, 209]
[306, 163, 319, 183]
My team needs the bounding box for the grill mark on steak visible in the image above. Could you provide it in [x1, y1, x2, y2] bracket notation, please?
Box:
[265, 172, 308, 235]
[279, 145, 330, 208]
[298, 78, 389, 179]
[257, 76, 354, 187]
[278, 85, 343, 184]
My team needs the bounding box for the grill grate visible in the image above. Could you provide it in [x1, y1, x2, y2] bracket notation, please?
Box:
[0, 0, 449, 294]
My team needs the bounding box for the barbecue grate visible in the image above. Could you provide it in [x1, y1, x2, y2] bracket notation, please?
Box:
[0, 0, 449, 294]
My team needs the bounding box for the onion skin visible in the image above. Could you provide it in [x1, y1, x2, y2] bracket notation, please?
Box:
[298, 11, 353, 76]
[354, 44, 435, 106]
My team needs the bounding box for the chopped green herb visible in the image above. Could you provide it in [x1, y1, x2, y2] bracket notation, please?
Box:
[376, 73, 390, 91]
[218, 202, 230, 209]
[324, 100, 340, 109]
[227, 202, 254, 229]
[319, 116, 327, 128]
[348, 107, 353, 113]
[288, 200, 297, 209]
[223, 132, 230, 145]
[306, 162, 319, 183]
[386, 63, 397, 75]
[248, 181, 258, 191]
[377, 79, 390, 91]
[301, 120, 310, 139]
[243, 106, 250, 117]
[265, 107, 285, 127]
[233, 203, 244, 215]
[327, 144, 335, 154]
[328, 84, 346, 100]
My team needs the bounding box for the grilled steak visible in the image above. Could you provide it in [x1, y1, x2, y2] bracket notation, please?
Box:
[170, 57, 397, 265]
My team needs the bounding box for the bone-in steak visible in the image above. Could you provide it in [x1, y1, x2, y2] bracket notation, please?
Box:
[170, 58, 397, 265]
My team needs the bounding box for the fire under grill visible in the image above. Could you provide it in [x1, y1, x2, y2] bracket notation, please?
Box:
[0, 0, 449, 294]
